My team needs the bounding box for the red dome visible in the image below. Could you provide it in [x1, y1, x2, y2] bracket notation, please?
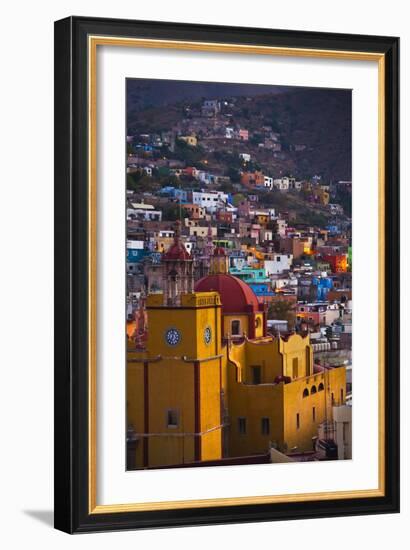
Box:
[163, 241, 191, 260]
[195, 273, 259, 313]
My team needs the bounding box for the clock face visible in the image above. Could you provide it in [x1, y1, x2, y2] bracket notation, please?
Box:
[204, 326, 212, 345]
[165, 328, 181, 346]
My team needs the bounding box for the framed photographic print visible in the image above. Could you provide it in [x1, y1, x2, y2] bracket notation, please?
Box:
[54, 16, 399, 533]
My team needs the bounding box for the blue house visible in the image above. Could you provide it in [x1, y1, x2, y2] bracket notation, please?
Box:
[312, 275, 333, 300]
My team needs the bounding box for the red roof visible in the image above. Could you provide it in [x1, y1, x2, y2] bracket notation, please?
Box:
[195, 273, 259, 313]
[163, 220, 191, 260]
[163, 241, 191, 260]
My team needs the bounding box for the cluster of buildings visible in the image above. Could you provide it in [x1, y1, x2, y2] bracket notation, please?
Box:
[126, 188, 351, 314]
[126, 96, 352, 470]
[127, 95, 345, 215]
[126, 210, 352, 469]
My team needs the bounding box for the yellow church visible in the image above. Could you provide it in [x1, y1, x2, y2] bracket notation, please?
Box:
[127, 225, 346, 469]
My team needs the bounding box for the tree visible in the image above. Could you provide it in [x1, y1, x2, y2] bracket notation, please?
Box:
[219, 181, 235, 193]
[173, 139, 205, 166]
[232, 193, 246, 206]
[161, 203, 185, 222]
[126, 173, 158, 193]
[335, 187, 352, 217]
[225, 167, 241, 183]
[267, 300, 296, 329]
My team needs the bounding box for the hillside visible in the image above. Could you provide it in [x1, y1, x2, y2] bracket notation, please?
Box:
[127, 82, 352, 183]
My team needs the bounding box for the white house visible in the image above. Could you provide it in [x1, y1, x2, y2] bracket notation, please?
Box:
[289, 179, 302, 190]
[275, 218, 288, 237]
[265, 254, 293, 275]
[127, 203, 162, 222]
[332, 404, 352, 460]
[273, 176, 296, 191]
[192, 190, 229, 214]
[329, 203, 344, 215]
[225, 127, 234, 139]
[263, 176, 274, 189]
[196, 170, 213, 184]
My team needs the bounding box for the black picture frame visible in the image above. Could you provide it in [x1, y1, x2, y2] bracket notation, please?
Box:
[54, 15, 400, 533]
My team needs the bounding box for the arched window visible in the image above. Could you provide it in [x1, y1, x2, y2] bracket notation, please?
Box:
[303, 388, 309, 398]
[310, 385, 317, 395]
[318, 382, 324, 392]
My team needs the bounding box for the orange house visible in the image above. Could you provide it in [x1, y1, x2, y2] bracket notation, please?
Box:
[241, 171, 265, 187]
[322, 254, 348, 273]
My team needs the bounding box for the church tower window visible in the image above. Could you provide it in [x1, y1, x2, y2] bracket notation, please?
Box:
[166, 409, 179, 428]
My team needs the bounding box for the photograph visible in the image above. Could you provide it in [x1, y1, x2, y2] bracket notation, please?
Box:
[125, 79, 353, 470]
[53, 15, 399, 532]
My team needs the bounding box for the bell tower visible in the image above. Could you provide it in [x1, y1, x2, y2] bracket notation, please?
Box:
[162, 220, 194, 305]
[209, 246, 229, 275]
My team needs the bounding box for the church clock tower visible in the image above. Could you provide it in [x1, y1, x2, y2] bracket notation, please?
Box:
[162, 220, 194, 305]
[127, 227, 224, 469]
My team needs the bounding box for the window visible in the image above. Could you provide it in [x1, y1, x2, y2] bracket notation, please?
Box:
[341, 388, 344, 403]
[331, 392, 335, 405]
[261, 417, 270, 435]
[318, 382, 324, 391]
[276, 256, 281, 262]
[296, 413, 300, 429]
[166, 409, 179, 428]
[231, 320, 241, 336]
[238, 417, 247, 435]
[311, 385, 317, 395]
[251, 366, 261, 385]
[292, 358, 299, 379]
[312, 407, 316, 421]
[303, 388, 309, 398]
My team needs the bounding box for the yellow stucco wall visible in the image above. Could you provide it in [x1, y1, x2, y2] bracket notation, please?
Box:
[198, 357, 223, 461]
[126, 355, 145, 468]
[283, 367, 346, 452]
[223, 314, 249, 338]
[227, 360, 285, 456]
[147, 359, 196, 467]
[223, 335, 345, 456]
[127, 291, 223, 468]
[127, 290, 346, 468]
[279, 334, 313, 379]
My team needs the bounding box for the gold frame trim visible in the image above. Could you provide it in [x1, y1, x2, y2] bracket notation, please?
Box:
[88, 35, 386, 514]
